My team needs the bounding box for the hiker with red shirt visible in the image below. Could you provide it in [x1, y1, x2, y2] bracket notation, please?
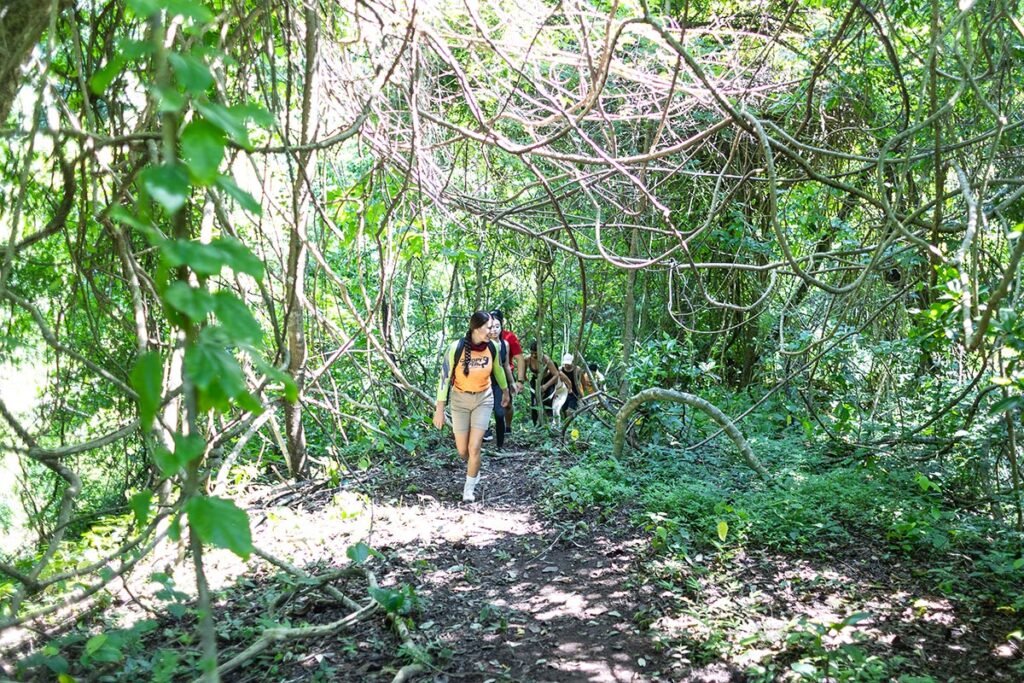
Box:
[489, 309, 524, 434]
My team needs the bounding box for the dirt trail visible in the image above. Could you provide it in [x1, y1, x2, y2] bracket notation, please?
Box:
[357, 446, 667, 682]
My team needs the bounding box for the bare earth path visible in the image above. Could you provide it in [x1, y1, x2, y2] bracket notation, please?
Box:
[342, 445, 665, 682]
[5, 435, 1020, 681]
[218, 434, 1021, 683]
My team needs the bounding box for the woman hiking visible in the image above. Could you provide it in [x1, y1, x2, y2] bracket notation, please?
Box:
[484, 315, 516, 449]
[432, 311, 510, 502]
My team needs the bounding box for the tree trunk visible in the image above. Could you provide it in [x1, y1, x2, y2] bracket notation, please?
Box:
[0, 0, 64, 123]
[620, 228, 640, 396]
[283, 6, 319, 479]
[533, 251, 550, 426]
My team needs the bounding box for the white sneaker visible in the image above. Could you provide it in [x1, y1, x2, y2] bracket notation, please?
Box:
[462, 476, 479, 502]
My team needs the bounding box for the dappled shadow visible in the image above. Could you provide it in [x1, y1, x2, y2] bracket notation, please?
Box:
[640, 544, 1022, 681]
[9, 440, 1020, 682]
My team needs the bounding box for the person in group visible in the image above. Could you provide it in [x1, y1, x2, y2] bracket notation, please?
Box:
[525, 340, 569, 425]
[580, 361, 603, 396]
[433, 311, 510, 502]
[483, 315, 516, 448]
[557, 352, 582, 416]
[489, 310, 524, 433]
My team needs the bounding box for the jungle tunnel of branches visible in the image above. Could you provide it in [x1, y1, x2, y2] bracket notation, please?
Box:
[1, 0, 1023, 677]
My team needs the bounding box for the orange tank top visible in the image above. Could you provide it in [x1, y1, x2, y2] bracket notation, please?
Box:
[452, 347, 492, 393]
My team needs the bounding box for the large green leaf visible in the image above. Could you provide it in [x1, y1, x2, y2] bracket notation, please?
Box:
[152, 433, 205, 477]
[164, 0, 214, 23]
[196, 101, 250, 147]
[184, 338, 244, 393]
[162, 237, 264, 279]
[129, 352, 163, 430]
[181, 119, 225, 185]
[89, 56, 127, 94]
[210, 237, 265, 279]
[212, 291, 262, 345]
[142, 164, 191, 214]
[164, 281, 214, 322]
[216, 175, 262, 215]
[368, 586, 407, 614]
[168, 52, 214, 94]
[129, 490, 153, 529]
[161, 240, 225, 277]
[186, 495, 253, 559]
[346, 542, 383, 565]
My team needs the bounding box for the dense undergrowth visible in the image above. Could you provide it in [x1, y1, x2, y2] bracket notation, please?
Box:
[543, 404, 1024, 681]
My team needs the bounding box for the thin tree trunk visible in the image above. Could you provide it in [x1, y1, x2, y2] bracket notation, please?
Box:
[534, 251, 550, 426]
[621, 228, 640, 396]
[283, 6, 319, 479]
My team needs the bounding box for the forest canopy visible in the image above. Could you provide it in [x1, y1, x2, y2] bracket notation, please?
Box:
[1, 0, 1023, 680]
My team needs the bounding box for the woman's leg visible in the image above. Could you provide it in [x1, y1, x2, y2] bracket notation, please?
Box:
[466, 427, 486, 477]
[491, 385, 506, 449]
[454, 430, 469, 462]
[450, 391, 471, 462]
[494, 413, 506, 448]
[463, 392, 494, 500]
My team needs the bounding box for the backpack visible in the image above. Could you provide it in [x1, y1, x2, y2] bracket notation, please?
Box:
[447, 338, 498, 402]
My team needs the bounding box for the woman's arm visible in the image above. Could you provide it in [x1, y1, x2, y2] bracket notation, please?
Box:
[433, 342, 455, 428]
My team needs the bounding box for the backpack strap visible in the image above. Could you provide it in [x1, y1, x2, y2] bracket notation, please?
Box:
[446, 338, 466, 403]
[447, 340, 501, 402]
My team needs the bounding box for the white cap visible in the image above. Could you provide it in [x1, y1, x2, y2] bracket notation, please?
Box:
[561, 353, 575, 366]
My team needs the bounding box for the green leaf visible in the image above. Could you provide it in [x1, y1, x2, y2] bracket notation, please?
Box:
[129, 490, 153, 529]
[196, 101, 250, 147]
[717, 520, 729, 542]
[346, 542, 383, 565]
[164, 281, 214, 321]
[841, 612, 873, 627]
[210, 237, 265, 278]
[181, 119, 225, 185]
[109, 205, 158, 240]
[168, 514, 181, 541]
[84, 634, 108, 656]
[212, 291, 262, 345]
[130, 352, 163, 431]
[216, 175, 262, 215]
[126, 0, 160, 16]
[150, 85, 185, 113]
[249, 354, 298, 402]
[990, 395, 1024, 414]
[162, 237, 264, 278]
[168, 52, 214, 95]
[116, 37, 153, 60]
[185, 340, 244, 393]
[142, 164, 191, 214]
[231, 102, 274, 127]
[164, 0, 214, 23]
[89, 56, 127, 94]
[161, 240, 226, 277]
[172, 432, 206, 464]
[153, 445, 178, 477]
[186, 495, 252, 559]
[791, 661, 818, 677]
[152, 433, 203, 477]
[368, 586, 407, 613]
